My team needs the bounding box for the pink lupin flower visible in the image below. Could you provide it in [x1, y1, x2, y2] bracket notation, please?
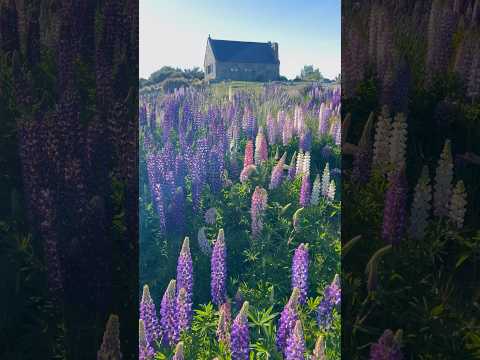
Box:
[243, 140, 254, 168]
[251, 186, 268, 238]
[240, 164, 257, 183]
[254, 128, 268, 165]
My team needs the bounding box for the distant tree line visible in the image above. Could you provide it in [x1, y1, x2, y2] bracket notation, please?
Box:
[294, 65, 338, 84]
[139, 66, 204, 90]
[139, 64, 338, 91]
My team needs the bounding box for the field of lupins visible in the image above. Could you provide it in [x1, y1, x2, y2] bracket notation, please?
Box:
[138, 83, 341, 359]
[342, 105, 479, 358]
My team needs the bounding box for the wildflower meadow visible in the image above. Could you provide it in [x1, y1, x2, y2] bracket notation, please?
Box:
[139, 83, 342, 359]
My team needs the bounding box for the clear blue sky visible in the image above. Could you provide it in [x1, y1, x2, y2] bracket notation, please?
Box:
[140, 0, 340, 80]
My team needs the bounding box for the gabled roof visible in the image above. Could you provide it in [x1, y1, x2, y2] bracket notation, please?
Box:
[208, 38, 279, 64]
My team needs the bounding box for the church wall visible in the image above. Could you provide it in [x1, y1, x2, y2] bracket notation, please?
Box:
[214, 61, 279, 82]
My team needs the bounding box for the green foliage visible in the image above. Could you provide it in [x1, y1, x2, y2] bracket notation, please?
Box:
[300, 65, 324, 81]
[141, 66, 205, 90]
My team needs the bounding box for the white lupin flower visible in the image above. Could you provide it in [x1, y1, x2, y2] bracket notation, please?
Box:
[321, 163, 330, 196]
[327, 180, 336, 201]
[334, 120, 341, 146]
[448, 180, 467, 229]
[318, 103, 327, 136]
[433, 139, 453, 218]
[303, 152, 311, 176]
[389, 113, 408, 172]
[295, 106, 305, 135]
[373, 106, 392, 173]
[310, 174, 321, 205]
[254, 127, 265, 165]
[408, 165, 432, 240]
[296, 150, 304, 177]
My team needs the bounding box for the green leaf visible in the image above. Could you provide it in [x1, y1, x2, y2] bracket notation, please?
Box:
[455, 253, 470, 269]
[430, 304, 444, 317]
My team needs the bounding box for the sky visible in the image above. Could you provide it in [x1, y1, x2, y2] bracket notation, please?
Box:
[140, 0, 340, 80]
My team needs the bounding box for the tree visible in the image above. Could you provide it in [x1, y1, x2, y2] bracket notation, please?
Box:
[300, 65, 324, 81]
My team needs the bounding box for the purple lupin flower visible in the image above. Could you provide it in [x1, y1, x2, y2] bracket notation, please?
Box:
[382, 170, 407, 246]
[160, 279, 178, 346]
[370, 329, 404, 360]
[97, 314, 122, 360]
[152, 183, 166, 234]
[217, 301, 232, 347]
[288, 152, 297, 180]
[292, 243, 309, 304]
[170, 186, 186, 233]
[231, 302, 250, 360]
[266, 112, 277, 144]
[176, 237, 193, 303]
[352, 147, 371, 184]
[140, 285, 161, 346]
[251, 186, 268, 239]
[318, 103, 329, 136]
[317, 274, 341, 329]
[176, 287, 191, 334]
[321, 145, 332, 160]
[211, 229, 227, 306]
[299, 131, 312, 152]
[139, 319, 155, 360]
[276, 288, 300, 355]
[282, 114, 293, 145]
[37, 189, 63, 296]
[286, 320, 305, 360]
[269, 152, 287, 190]
[208, 145, 223, 193]
[299, 174, 311, 207]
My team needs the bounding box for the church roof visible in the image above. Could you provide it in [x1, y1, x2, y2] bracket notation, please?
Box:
[208, 38, 279, 64]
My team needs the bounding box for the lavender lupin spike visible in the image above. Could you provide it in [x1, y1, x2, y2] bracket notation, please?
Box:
[285, 320, 305, 360]
[269, 152, 287, 190]
[211, 229, 227, 306]
[140, 284, 161, 346]
[370, 329, 404, 360]
[299, 174, 311, 207]
[288, 151, 297, 180]
[276, 287, 300, 355]
[292, 243, 309, 304]
[175, 287, 190, 334]
[382, 170, 407, 246]
[231, 302, 250, 360]
[160, 279, 177, 346]
[139, 319, 155, 360]
[176, 237, 193, 303]
[317, 274, 341, 329]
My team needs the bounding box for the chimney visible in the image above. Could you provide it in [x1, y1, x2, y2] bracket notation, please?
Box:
[270, 42, 278, 61]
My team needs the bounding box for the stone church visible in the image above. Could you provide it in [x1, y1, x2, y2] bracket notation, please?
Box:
[204, 36, 280, 82]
